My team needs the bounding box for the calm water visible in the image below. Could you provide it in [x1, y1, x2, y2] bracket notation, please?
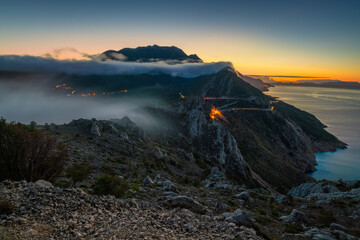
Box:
[267, 86, 360, 181]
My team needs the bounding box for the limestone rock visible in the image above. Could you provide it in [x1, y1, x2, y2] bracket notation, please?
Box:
[143, 176, 154, 185]
[162, 180, 178, 193]
[235, 191, 252, 204]
[288, 183, 340, 198]
[330, 223, 348, 233]
[276, 194, 290, 204]
[34, 180, 52, 189]
[223, 209, 253, 227]
[281, 209, 309, 225]
[165, 195, 206, 214]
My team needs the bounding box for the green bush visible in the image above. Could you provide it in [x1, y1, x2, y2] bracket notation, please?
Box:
[0, 118, 69, 182]
[66, 163, 91, 183]
[195, 157, 207, 169]
[93, 174, 129, 198]
[54, 179, 72, 188]
[284, 224, 303, 234]
[255, 214, 271, 224]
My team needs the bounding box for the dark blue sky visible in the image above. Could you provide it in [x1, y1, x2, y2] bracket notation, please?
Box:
[1, 0, 359, 80]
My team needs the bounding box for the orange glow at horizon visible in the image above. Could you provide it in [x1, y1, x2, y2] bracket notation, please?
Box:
[0, 38, 359, 82]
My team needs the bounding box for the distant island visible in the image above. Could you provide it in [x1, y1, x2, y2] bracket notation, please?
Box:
[273, 79, 360, 90]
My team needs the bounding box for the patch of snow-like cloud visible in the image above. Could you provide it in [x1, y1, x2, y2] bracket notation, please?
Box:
[42, 47, 97, 61]
[0, 55, 232, 78]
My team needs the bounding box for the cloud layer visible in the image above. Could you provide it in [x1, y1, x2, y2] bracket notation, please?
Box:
[0, 55, 232, 78]
[0, 80, 162, 125]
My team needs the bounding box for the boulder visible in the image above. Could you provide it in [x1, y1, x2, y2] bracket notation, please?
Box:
[165, 195, 206, 214]
[330, 223, 348, 233]
[304, 228, 336, 240]
[281, 209, 309, 225]
[276, 194, 289, 204]
[162, 180, 178, 193]
[214, 201, 230, 213]
[223, 209, 253, 227]
[154, 147, 168, 160]
[154, 174, 163, 184]
[332, 230, 359, 240]
[202, 167, 233, 189]
[162, 191, 179, 198]
[34, 180, 53, 189]
[235, 191, 252, 204]
[143, 176, 154, 185]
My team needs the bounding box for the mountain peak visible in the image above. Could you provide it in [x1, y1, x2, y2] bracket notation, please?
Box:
[96, 45, 203, 63]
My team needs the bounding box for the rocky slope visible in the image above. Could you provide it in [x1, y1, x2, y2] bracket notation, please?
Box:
[0, 180, 262, 239]
[1, 177, 359, 239]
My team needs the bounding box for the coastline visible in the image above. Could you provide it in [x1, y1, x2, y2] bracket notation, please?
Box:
[267, 85, 360, 181]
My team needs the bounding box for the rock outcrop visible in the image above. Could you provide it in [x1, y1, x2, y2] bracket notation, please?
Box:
[223, 209, 254, 227]
[175, 97, 250, 181]
[289, 182, 360, 203]
[281, 209, 310, 225]
[289, 183, 340, 198]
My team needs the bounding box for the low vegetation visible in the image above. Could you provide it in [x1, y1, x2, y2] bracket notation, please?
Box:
[92, 174, 129, 198]
[66, 163, 91, 183]
[0, 118, 69, 182]
[0, 198, 15, 215]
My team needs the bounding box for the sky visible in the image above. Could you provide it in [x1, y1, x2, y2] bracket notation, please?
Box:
[0, 0, 359, 82]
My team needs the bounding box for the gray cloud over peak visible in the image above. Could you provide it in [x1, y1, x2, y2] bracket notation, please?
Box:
[0, 55, 233, 78]
[42, 47, 97, 60]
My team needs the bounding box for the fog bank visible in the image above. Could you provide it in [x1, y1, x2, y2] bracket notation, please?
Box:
[0, 55, 232, 78]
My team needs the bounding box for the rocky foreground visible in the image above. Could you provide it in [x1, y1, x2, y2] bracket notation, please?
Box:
[0, 180, 261, 240]
[1, 178, 360, 240]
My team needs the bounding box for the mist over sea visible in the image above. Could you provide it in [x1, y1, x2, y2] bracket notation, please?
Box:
[268, 86, 360, 181]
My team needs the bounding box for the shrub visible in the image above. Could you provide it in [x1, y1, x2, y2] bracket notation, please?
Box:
[195, 157, 207, 169]
[92, 174, 129, 198]
[330, 198, 346, 208]
[66, 163, 91, 183]
[0, 198, 15, 215]
[258, 209, 266, 215]
[255, 214, 271, 224]
[0, 118, 69, 182]
[54, 179, 72, 188]
[109, 156, 124, 164]
[284, 224, 303, 234]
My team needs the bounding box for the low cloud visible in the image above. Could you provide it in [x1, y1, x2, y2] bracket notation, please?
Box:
[0, 80, 161, 125]
[43, 47, 97, 61]
[0, 53, 233, 125]
[0, 55, 232, 78]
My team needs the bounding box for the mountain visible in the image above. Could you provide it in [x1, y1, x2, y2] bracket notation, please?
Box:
[96, 45, 203, 63]
[1, 48, 358, 239]
[49, 65, 345, 191]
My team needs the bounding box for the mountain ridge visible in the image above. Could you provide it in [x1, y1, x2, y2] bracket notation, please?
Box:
[96, 44, 203, 63]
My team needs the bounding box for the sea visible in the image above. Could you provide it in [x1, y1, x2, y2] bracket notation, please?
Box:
[267, 86, 360, 181]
